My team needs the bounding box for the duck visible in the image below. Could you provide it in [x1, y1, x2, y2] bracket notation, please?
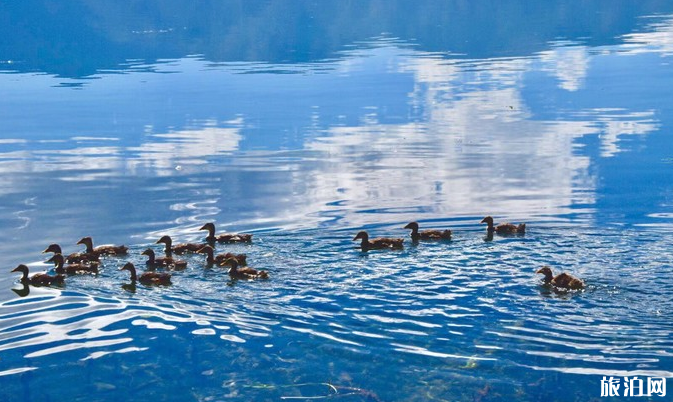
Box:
[43, 243, 99, 264]
[77, 237, 128, 256]
[196, 245, 247, 267]
[536, 266, 584, 290]
[404, 221, 452, 241]
[199, 222, 253, 244]
[353, 231, 404, 251]
[155, 235, 206, 256]
[47, 253, 99, 275]
[141, 248, 187, 270]
[223, 257, 269, 280]
[11, 264, 65, 286]
[120, 262, 171, 286]
[480, 216, 526, 235]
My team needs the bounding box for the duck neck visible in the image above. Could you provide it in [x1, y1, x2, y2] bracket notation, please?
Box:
[542, 271, 553, 283]
[146, 253, 156, 264]
[128, 268, 138, 282]
[204, 250, 214, 265]
[83, 240, 94, 253]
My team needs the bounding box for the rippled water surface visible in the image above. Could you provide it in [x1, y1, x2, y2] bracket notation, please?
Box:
[1, 1, 673, 401]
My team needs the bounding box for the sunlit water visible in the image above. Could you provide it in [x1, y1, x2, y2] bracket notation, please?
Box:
[1, 2, 673, 401]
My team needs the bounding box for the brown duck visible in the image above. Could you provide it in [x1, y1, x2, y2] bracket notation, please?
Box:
[480, 216, 526, 235]
[43, 243, 99, 264]
[11, 264, 65, 286]
[353, 231, 404, 251]
[141, 248, 187, 270]
[156, 235, 206, 256]
[120, 262, 171, 285]
[404, 221, 452, 241]
[77, 237, 128, 256]
[199, 222, 253, 244]
[536, 266, 584, 290]
[197, 245, 247, 267]
[223, 257, 269, 280]
[47, 253, 99, 275]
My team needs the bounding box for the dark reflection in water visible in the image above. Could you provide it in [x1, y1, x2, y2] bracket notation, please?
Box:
[1, 2, 673, 402]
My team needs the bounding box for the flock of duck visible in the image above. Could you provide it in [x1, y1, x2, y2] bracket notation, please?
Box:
[9, 217, 584, 292]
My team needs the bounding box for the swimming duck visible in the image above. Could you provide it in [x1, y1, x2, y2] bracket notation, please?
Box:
[223, 257, 269, 280]
[404, 222, 452, 241]
[120, 262, 171, 285]
[43, 243, 99, 264]
[11, 264, 65, 286]
[353, 231, 404, 251]
[536, 266, 584, 290]
[47, 253, 99, 275]
[77, 237, 128, 256]
[155, 235, 206, 256]
[141, 249, 187, 270]
[196, 245, 247, 267]
[199, 222, 253, 244]
[480, 216, 526, 235]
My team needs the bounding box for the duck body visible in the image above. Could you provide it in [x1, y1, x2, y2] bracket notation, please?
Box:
[43, 244, 99, 264]
[200, 222, 253, 244]
[120, 262, 171, 286]
[141, 249, 187, 270]
[156, 235, 206, 256]
[77, 237, 128, 256]
[11, 264, 65, 286]
[197, 245, 247, 267]
[47, 254, 99, 275]
[536, 266, 584, 290]
[353, 231, 404, 251]
[480, 216, 526, 235]
[404, 222, 452, 241]
[223, 257, 269, 280]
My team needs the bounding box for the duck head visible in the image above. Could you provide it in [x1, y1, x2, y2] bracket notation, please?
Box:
[222, 257, 239, 270]
[141, 249, 156, 258]
[11, 264, 30, 280]
[404, 222, 420, 232]
[536, 266, 554, 282]
[77, 237, 95, 252]
[197, 245, 214, 256]
[480, 216, 494, 225]
[119, 262, 138, 281]
[199, 223, 216, 236]
[43, 244, 62, 254]
[155, 236, 172, 246]
[46, 253, 65, 268]
[352, 231, 369, 242]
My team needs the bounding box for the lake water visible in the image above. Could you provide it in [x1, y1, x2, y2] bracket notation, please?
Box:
[1, 1, 673, 401]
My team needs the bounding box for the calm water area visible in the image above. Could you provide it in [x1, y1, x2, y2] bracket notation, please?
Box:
[1, 1, 673, 401]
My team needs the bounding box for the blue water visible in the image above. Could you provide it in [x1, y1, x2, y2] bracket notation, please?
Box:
[1, 1, 673, 401]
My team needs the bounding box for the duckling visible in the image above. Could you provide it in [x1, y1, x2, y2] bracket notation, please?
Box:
[77, 237, 128, 256]
[353, 231, 404, 251]
[196, 245, 247, 267]
[223, 257, 268, 280]
[43, 243, 99, 264]
[536, 266, 584, 290]
[199, 222, 253, 244]
[480, 216, 525, 235]
[11, 264, 65, 286]
[155, 235, 206, 256]
[120, 262, 171, 286]
[47, 253, 99, 275]
[141, 248, 187, 270]
[404, 221, 452, 241]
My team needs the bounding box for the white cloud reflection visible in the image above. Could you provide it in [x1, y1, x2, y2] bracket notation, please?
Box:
[0, 15, 670, 235]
